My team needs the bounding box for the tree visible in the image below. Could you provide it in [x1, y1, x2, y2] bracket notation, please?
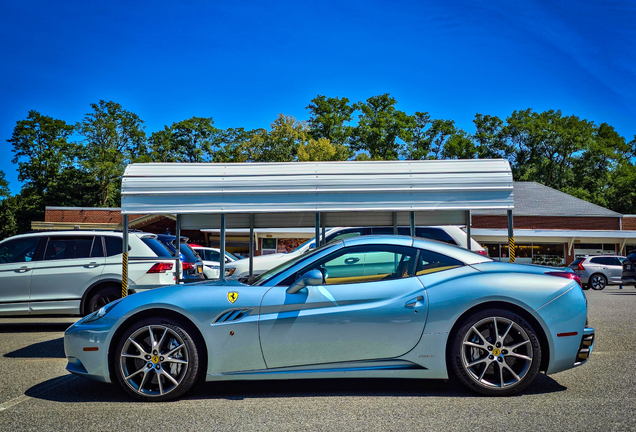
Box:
[472, 113, 510, 159]
[351, 94, 411, 160]
[403, 111, 431, 159]
[297, 138, 350, 161]
[243, 114, 307, 162]
[0, 171, 8, 200]
[148, 127, 178, 162]
[76, 100, 146, 206]
[8, 110, 76, 192]
[171, 117, 218, 162]
[306, 95, 354, 147]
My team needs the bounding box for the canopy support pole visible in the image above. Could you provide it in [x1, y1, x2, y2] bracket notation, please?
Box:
[507, 209, 515, 263]
[466, 210, 472, 250]
[321, 212, 326, 245]
[410, 211, 415, 237]
[220, 214, 226, 281]
[249, 213, 254, 278]
[122, 215, 129, 297]
[315, 213, 320, 248]
[393, 212, 398, 235]
[175, 214, 181, 284]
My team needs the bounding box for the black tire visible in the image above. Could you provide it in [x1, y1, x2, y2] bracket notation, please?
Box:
[114, 317, 201, 402]
[449, 308, 541, 396]
[86, 286, 121, 315]
[589, 274, 607, 290]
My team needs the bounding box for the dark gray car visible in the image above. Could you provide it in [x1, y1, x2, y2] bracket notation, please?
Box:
[621, 252, 636, 287]
[569, 255, 625, 290]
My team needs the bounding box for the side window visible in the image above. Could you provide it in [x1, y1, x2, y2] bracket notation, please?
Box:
[43, 236, 94, 261]
[301, 245, 418, 285]
[415, 249, 463, 276]
[91, 236, 104, 258]
[104, 236, 123, 257]
[415, 228, 457, 245]
[0, 237, 40, 264]
[208, 250, 221, 262]
[589, 257, 603, 264]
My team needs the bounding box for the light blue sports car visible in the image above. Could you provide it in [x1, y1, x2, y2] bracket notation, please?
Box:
[64, 235, 594, 401]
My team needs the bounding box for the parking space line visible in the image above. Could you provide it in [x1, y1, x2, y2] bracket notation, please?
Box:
[0, 375, 77, 412]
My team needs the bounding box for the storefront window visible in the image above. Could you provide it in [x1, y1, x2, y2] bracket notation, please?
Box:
[481, 242, 565, 265]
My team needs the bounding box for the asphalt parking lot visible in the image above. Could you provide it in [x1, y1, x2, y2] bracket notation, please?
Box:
[0, 286, 635, 432]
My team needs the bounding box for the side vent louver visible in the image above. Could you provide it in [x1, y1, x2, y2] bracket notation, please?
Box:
[214, 308, 253, 324]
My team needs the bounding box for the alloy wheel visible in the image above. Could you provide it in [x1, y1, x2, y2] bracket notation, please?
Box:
[119, 325, 189, 397]
[460, 316, 534, 390]
[590, 274, 607, 290]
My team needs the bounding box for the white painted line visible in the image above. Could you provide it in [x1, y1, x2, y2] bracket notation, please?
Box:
[0, 375, 77, 412]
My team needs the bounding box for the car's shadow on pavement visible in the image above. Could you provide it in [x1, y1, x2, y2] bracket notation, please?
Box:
[27, 371, 566, 403]
[4, 337, 65, 358]
[0, 322, 74, 333]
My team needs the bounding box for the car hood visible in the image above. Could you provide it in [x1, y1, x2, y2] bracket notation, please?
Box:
[225, 250, 300, 272]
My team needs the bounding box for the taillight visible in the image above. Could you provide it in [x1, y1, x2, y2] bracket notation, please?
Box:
[477, 250, 488, 255]
[577, 262, 585, 271]
[147, 262, 174, 273]
[182, 262, 194, 270]
[545, 271, 582, 287]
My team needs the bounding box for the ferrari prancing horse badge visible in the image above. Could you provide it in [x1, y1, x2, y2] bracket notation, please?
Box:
[227, 291, 239, 303]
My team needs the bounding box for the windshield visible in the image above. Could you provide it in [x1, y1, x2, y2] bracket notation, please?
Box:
[249, 241, 341, 286]
[226, 251, 240, 261]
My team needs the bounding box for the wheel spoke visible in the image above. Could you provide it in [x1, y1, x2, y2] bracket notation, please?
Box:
[124, 367, 145, 381]
[138, 368, 151, 393]
[471, 326, 490, 345]
[165, 344, 184, 357]
[148, 326, 156, 348]
[161, 369, 180, 386]
[492, 317, 500, 341]
[121, 352, 145, 360]
[478, 363, 489, 381]
[157, 327, 169, 351]
[498, 362, 505, 387]
[164, 357, 187, 365]
[509, 352, 532, 361]
[508, 340, 530, 350]
[503, 363, 521, 383]
[128, 337, 149, 356]
[156, 369, 164, 395]
[500, 322, 513, 342]
[467, 357, 488, 368]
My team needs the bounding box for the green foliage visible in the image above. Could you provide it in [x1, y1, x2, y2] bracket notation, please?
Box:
[351, 94, 411, 160]
[306, 95, 354, 146]
[244, 114, 307, 162]
[76, 100, 146, 206]
[297, 138, 350, 161]
[171, 117, 218, 162]
[0, 171, 8, 200]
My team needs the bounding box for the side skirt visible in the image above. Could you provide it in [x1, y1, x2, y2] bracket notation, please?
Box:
[206, 359, 428, 382]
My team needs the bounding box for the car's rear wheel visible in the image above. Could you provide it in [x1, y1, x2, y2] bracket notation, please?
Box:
[449, 309, 541, 396]
[114, 317, 201, 401]
[87, 286, 121, 314]
[589, 274, 607, 290]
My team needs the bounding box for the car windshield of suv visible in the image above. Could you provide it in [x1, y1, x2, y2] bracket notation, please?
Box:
[178, 243, 199, 259]
[226, 251, 240, 261]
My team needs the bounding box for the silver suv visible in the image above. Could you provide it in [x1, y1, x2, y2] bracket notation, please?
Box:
[568, 255, 625, 290]
[0, 231, 176, 316]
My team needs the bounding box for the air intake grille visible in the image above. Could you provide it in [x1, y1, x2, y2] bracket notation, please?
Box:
[214, 309, 252, 324]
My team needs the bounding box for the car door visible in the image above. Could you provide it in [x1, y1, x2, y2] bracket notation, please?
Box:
[29, 235, 105, 315]
[259, 244, 427, 369]
[0, 236, 42, 316]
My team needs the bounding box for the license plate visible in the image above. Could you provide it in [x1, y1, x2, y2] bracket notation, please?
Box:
[626, 264, 633, 270]
[197, 265, 203, 274]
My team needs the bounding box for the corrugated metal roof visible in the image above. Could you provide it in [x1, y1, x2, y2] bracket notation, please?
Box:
[121, 160, 514, 219]
[473, 182, 620, 217]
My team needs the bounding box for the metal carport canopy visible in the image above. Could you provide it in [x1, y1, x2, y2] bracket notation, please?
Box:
[120, 159, 514, 228]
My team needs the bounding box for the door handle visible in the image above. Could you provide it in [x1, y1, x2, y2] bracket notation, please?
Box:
[17, 266, 30, 273]
[85, 262, 100, 268]
[405, 296, 423, 308]
[344, 257, 360, 265]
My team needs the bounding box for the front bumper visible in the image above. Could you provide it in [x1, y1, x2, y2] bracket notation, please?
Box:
[64, 318, 117, 383]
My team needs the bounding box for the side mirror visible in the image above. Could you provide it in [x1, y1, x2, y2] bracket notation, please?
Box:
[287, 269, 323, 294]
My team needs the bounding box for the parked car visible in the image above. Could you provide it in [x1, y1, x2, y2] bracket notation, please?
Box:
[0, 231, 176, 316]
[155, 234, 205, 282]
[190, 246, 240, 279]
[568, 255, 625, 290]
[65, 234, 594, 401]
[224, 226, 486, 280]
[621, 251, 636, 287]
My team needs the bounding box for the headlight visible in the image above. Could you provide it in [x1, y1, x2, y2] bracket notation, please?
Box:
[82, 298, 124, 324]
[225, 268, 236, 276]
[206, 264, 220, 270]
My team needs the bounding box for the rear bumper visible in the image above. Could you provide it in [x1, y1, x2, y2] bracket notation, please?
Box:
[621, 277, 636, 285]
[574, 328, 595, 366]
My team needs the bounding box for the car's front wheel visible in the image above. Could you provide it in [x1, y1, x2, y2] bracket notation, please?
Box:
[114, 317, 201, 401]
[449, 309, 541, 396]
[86, 286, 121, 315]
[589, 274, 607, 290]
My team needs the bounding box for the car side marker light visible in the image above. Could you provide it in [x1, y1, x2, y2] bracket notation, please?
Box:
[557, 332, 578, 337]
[83, 347, 99, 351]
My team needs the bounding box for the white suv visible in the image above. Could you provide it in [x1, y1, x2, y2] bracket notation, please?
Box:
[0, 231, 176, 316]
[224, 226, 485, 280]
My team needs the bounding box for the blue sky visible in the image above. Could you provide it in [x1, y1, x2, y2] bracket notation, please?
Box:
[1, 0, 635, 194]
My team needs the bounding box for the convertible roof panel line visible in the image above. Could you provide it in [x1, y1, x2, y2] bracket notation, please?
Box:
[120, 160, 514, 221]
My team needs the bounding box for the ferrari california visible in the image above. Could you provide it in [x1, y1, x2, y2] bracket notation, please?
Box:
[64, 235, 594, 401]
